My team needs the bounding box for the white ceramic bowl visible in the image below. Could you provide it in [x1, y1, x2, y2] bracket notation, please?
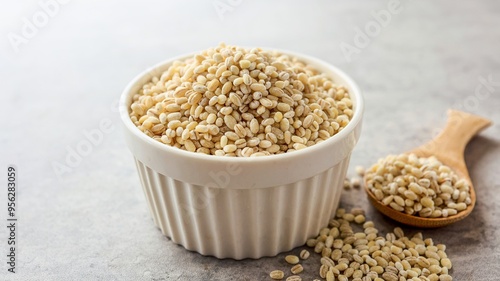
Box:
[120, 49, 363, 259]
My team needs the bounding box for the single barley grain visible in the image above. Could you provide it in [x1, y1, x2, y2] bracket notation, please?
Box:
[285, 255, 300, 265]
[269, 270, 284, 280]
[299, 249, 310, 260]
[286, 275, 302, 281]
[355, 165, 365, 176]
[290, 264, 303, 274]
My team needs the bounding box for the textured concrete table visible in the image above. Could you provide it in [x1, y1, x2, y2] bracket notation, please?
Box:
[1, 1, 499, 280]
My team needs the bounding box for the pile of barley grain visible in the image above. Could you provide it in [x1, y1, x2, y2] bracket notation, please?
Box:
[129, 44, 353, 157]
[270, 208, 453, 281]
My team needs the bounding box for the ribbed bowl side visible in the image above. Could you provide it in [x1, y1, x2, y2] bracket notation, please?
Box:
[135, 155, 350, 260]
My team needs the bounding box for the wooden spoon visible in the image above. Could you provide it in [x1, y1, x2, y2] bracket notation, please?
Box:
[364, 110, 492, 228]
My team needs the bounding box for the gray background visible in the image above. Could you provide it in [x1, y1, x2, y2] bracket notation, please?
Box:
[1, 0, 499, 280]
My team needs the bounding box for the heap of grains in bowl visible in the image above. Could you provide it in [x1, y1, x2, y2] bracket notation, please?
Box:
[365, 153, 472, 218]
[129, 44, 353, 157]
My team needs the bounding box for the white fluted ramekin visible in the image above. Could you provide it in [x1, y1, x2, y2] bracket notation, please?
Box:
[120, 49, 363, 259]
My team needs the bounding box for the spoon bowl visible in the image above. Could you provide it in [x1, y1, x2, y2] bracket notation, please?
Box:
[364, 110, 492, 228]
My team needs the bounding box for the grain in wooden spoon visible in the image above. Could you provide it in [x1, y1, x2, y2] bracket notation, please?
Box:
[364, 110, 492, 227]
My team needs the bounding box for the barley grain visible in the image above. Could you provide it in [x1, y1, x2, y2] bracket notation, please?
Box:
[299, 249, 310, 260]
[270, 270, 284, 280]
[290, 264, 303, 274]
[285, 255, 300, 265]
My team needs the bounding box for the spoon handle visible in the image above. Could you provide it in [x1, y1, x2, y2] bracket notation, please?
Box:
[414, 110, 492, 167]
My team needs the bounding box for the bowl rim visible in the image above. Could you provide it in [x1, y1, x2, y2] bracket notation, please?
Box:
[119, 48, 364, 164]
